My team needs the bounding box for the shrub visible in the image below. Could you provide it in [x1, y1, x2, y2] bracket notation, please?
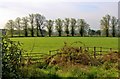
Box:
[2, 36, 24, 78]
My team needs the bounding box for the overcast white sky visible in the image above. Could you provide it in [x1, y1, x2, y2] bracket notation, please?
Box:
[0, 0, 119, 30]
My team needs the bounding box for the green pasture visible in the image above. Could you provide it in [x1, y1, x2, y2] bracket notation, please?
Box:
[10, 37, 119, 78]
[11, 37, 118, 54]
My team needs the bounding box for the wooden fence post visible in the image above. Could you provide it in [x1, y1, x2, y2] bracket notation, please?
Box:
[100, 47, 102, 53]
[84, 47, 88, 53]
[49, 51, 51, 56]
[94, 47, 96, 59]
[87, 47, 89, 51]
[80, 47, 82, 53]
[110, 48, 112, 53]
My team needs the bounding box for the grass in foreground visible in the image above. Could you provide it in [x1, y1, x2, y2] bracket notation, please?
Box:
[13, 37, 118, 78]
[21, 45, 119, 78]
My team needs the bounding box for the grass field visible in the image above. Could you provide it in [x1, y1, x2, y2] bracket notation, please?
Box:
[11, 37, 118, 54]
[10, 37, 119, 78]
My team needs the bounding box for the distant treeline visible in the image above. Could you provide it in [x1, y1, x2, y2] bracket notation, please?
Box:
[4, 13, 119, 37]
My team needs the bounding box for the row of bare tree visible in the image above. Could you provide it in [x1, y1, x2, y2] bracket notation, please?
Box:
[5, 14, 45, 37]
[101, 15, 119, 37]
[4, 13, 119, 37]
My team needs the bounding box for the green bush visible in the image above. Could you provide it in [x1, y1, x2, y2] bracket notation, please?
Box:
[2, 36, 24, 78]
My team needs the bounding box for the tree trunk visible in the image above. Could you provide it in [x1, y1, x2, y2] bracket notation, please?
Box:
[66, 31, 69, 36]
[80, 28, 83, 37]
[67, 34, 69, 36]
[59, 31, 61, 36]
[106, 28, 109, 37]
[59, 33, 61, 36]
[37, 28, 39, 37]
[25, 29, 27, 37]
[25, 24, 28, 37]
[49, 30, 51, 37]
[71, 28, 74, 36]
[39, 28, 44, 37]
[36, 23, 39, 37]
[112, 25, 115, 37]
[31, 23, 34, 37]
[18, 25, 20, 37]
[66, 28, 69, 36]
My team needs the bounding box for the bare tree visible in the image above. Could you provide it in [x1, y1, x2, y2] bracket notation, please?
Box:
[45, 20, 54, 37]
[29, 14, 35, 37]
[101, 14, 111, 37]
[22, 17, 28, 37]
[70, 18, 76, 36]
[111, 16, 118, 37]
[5, 20, 15, 37]
[118, 19, 120, 37]
[55, 18, 63, 36]
[64, 18, 70, 36]
[35, 14, 46, 37]
[77, 19, 89, 37]
[15, 17, 21, 37]
[35, 14, 39, 36]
